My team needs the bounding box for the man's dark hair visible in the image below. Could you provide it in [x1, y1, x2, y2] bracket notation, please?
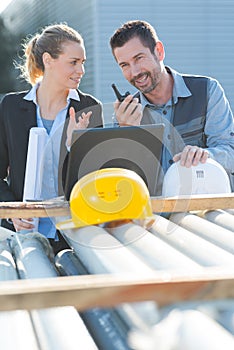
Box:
[110, 20, 159, 56]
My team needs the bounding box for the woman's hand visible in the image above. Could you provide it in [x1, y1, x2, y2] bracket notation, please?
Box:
[66, 107, 92, 148]
[12, 218, 35, 232]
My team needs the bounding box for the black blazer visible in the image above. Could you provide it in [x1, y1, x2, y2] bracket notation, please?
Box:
[0, 90, 103, 229]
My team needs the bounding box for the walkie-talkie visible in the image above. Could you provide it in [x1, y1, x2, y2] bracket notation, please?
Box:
[111, 83, 140, 102]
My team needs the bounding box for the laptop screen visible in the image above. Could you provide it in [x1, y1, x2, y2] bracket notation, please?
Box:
[63, 124, 164, 199]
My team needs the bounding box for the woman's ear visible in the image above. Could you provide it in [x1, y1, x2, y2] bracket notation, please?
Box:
[42, 52, 52, 68]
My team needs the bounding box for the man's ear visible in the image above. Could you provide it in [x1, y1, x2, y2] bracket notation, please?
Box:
[154, 41, 165, 61]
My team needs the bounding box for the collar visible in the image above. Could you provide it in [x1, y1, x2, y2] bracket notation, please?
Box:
[24, 83, 80, 104]
[140, 66, 191, 107]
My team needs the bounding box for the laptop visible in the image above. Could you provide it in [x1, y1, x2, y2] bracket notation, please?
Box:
[63, 124, 165, 199]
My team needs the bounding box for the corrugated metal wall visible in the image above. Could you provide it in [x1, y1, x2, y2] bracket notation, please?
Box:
[3, 0, 234, 117]
[94, 0, 234, 107]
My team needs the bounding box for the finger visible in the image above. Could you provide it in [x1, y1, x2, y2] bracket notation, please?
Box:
[191, 148, 204, 166]
[116, 99, 142, 125]
[81, 111, 92, 123]
[126, 100, 139, 115]
[179, 147, 191, 167]
[20, 219, 34, 229]
[114, 100, 121, 111]
[173, 152, 182, 162]
[12, 218, 22, 231]
[68, 107, 76, 125]
[184, 147, 199, 167]
[199, 150, 210, 164]
[122, 96, 137, 114]
[77, 115, 90, 129]
[182, 147, 206, 167]
[117, 94, 133, 113]
[12, 218, 34, 232]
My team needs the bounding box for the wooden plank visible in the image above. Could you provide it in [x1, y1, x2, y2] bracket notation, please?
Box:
[0, 270, 234, 311]
[0, 194, 233, 218]
[151, 193, 234, 213]
[0, 200, 71, 219]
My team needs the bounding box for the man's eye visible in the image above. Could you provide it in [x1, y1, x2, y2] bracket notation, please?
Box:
[120, 64, 127, 69]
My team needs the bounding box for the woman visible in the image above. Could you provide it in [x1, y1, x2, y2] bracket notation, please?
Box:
[0, 23, 104, 254]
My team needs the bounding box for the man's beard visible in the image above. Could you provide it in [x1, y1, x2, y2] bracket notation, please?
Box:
[131, 69, 160, 94]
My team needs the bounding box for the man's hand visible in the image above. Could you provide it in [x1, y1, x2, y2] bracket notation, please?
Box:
[66, 107, 92, 148]
[173, 145, 209, 167]
[114, 94, 142, 126]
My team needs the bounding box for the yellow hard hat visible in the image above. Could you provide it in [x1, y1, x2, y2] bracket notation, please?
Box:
[56, 168, 153, 230]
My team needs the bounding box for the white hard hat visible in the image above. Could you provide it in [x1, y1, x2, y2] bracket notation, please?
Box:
[162, 158, 231, 197]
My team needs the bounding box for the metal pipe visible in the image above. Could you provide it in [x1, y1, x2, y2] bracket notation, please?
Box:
[10, 232, 98, 350]
[55, 249, 131, 350]
[107, 222, 201, 272]
[62, 225, 155, 275]
[225, 209, 234, 215]
[10, 232, 58, 279]
[0, 239, 39, 349]
[55, 248, 87, 276]
[31, 306, 98, 350]
[128, 309, 234, 350]
[177, 309, 234, 350]
[149, 215, 234, 267]
[0, 241, 18, 281]
[202, 210, 234, 232]
[62, 226, 159, 330]
[170, 212, 234, 255]
[0, 310, 40, 350]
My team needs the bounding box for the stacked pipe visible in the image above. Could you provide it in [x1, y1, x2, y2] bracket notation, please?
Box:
[0, 208, 234, 349]
[2, 232, 98, 350]
[55, 249, 132, 350]
[0, 238, 40, 349]
[60, 210, 234, 349]
[62, 225, 160, 331]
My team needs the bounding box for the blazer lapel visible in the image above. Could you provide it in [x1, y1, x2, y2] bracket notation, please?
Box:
[19, 98, 37, 130]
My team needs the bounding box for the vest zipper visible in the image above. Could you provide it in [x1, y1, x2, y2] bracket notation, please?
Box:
[181, 127, 204, 138]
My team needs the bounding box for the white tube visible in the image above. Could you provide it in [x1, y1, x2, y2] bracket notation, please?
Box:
[149, 215, 234, 267]
[0, 241, 18, 281]
[62, 226, 159, 329]
[0, 310, 39, 350]
[202, 210, 234, 232]
[11, 232, 98, 349]
[128, 309, 234, 350]
[63, 225, 155, 275]
[107, 222, 201, 272]
[170, 212, 234, 255]
[31, 307, 98, 350]
[10, 232, 57, 279]
[178, 309, 234, 350]
[225, 209, 234, 215]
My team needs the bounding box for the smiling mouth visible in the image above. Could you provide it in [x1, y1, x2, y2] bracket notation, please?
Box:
[71, 77, 81, 84]
[133, 73, 149, 86]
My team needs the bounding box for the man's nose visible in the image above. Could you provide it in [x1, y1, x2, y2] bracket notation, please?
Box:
[130, 63, 142, 78]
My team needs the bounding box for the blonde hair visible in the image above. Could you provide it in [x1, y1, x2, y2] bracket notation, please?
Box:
[19, 23, 83, 85]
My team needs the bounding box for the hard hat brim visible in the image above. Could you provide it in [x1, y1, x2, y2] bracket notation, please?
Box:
[56, 219, 83, 230]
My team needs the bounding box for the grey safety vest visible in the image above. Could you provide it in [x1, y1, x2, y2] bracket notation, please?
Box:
[142, 75, 208, 149]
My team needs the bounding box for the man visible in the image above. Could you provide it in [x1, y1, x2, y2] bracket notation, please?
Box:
[110, 20, 234, 192]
